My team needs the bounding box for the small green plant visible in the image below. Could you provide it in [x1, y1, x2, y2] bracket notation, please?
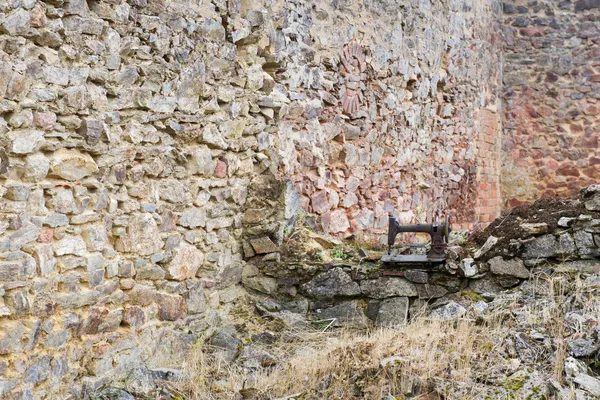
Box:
[330, 246, 351, 260]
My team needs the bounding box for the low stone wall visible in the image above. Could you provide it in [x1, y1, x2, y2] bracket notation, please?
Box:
[245, 185, 600, 326]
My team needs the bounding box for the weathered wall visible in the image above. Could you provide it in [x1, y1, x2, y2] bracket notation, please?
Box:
[502, 0, 600, 207]
[0, 0, 502, 397]
[268, 0, 503, 235]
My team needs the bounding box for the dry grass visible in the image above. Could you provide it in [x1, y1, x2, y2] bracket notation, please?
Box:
[174, 272, 600, 400]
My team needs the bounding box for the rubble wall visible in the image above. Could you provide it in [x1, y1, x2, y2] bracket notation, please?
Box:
[0, 0, 501, 397]
[271, 0, 504, 235]
[502, 0, 600, 207]
[248, 186, 600, 331]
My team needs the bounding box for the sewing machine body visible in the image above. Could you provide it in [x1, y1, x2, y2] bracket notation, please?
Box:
[383, 215, 451, 265]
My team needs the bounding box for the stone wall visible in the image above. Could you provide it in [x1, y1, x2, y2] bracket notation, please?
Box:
[502, 0, 600, 207]
[0, 0, 503, 397]
[245, 185, 600, 331]
[270, 0, 504, 235]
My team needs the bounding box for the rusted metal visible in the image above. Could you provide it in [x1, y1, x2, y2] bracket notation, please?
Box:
[383, 215, 451, 264]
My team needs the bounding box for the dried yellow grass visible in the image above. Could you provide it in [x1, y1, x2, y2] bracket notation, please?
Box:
[174, 272, 599, 400]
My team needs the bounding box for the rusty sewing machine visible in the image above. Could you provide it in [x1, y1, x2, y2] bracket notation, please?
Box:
[382, 215, 451, 265]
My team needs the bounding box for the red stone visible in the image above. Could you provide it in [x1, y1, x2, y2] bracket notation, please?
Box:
[214, 159, 228, 178]
[556, 163, 580, 177]
[507, 198, 527, 208]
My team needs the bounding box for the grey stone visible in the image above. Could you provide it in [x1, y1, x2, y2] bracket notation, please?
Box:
[77, 118, 103, 144]
[520, 223, 548, 236]
[315, 301, 368, 327]
[300, 268, 360, 299]
[0, 378, 18, 397]
[558, 217, 576, 228]
[574, 374, 600, 396]
[416, 284, 448, 299]
[522, 234, 558, 259]
[91, 388, 135, 400]
[9, 223, 40, 251]
[11, 130, 45, 154]
[24, 355, 51, 385]
[209, 329, 241, 352]
[57, 290, 101, 309]
[179, 207, 206, 228]
[429, 301, 467, 320]
[116, 214, 163, 256]
[53, 235, 87, 256]
[360, 277, 418, 299]
[242, 264, 278, 294]
[585, 193, 600, 211]
[24, 154, 50, 182]
[376, 297, 409, 326]
[568, 339, 598, 358]
[239, 345, 277, 369]
[489, 257, 529, 279]
[470, 277, 502, 296]
[187, 147, 215, 176]
[135, 264, 165, 280]
[558, 233, 577, 255]
[404, 270, 428, 283]
[44, 213, 69, 227]
[575, 231, 596, 256]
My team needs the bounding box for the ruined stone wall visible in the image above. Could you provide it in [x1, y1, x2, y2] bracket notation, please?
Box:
[502, 0, 600, 207]
[0, 0, 502, 397]
[268, 0, 503, 235]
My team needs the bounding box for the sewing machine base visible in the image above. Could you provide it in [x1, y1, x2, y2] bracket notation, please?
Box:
[382, 254, 446, 265]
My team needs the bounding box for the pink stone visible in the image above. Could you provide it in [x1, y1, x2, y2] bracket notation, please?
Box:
[39, 228, 53, 243]
[33, 112, 56, 131]
[214, 159, 228, 178]
[328, 209, 350, 233]
[29, 4, 47, 27]
[311, 190, 330, 214]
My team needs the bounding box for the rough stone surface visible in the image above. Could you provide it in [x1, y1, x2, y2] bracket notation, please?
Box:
[375, 297, 409, 327]
[522, 234, 559, 259]
[429, 301, 468, 320]
[315, 301, 369, 327]
[502, 0, 600, 206]
[0, 0, 578, 396]
[360, 277, 418, 299]
[489, 257, 530, 279]
[300, 268, 360, 299]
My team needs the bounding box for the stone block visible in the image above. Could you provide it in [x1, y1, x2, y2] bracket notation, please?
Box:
[50, 149, 99, 181]
[360, 277, 418, 299]
[489, 257, 530, 279]
[300, 268, 360, 299]
[249, 237, 278, 254]
[157, 293, 186, 321]
[376, 297, 409, 326]
[315, 300, 368, 327]
[166, 243, 204, 281]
